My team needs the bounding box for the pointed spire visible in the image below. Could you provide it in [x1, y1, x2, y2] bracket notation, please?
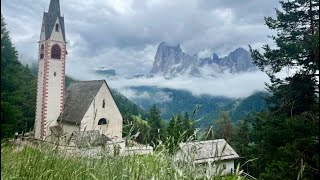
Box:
[42, 0, 66, 41]
[48, 0, 60, 17]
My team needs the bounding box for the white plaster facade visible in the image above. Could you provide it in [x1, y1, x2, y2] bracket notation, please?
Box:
[211, 159, 235, 176]
[50, 18, 64, 41]
[79, 83, 123, 140]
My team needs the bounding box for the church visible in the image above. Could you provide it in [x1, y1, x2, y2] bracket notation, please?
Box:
[34, 0, 123, 142]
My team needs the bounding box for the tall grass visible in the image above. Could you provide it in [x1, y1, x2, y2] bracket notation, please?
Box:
[1, 142, 243, 180]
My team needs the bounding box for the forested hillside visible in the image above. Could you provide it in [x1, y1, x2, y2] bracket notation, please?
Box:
[229, 91, 268, 121]
[1, 14, 36, 138]
[126, 86, 268, 128]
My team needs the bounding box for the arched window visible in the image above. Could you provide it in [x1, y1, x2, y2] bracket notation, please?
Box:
[55, 24, 59, 32]
[40, 44, 44, 59]
[102, 99, 105, 108]
[98, 118, 108, 125]
[51, 44, 61, 59]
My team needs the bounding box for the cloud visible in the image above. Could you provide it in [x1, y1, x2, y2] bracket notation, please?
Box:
[105, 71, 273, 98]
[2, 0, 280, 77]
[108, 67, 295, 99]
[197, 48, 213, 59]
[66, 44, 157, 80]
[119, 88, 172, 103]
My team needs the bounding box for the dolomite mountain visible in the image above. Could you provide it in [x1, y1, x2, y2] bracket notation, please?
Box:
[150, 42, 257, 77]
[150, 42, 200, 77]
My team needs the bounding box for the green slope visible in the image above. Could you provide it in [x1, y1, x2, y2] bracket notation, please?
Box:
[1, 14, 36, 138]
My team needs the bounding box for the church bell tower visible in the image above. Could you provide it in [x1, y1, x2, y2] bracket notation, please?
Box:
[34, 0, 67, 140]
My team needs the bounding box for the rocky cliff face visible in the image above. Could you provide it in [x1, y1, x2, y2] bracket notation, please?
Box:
[150, 42, 199, 77]
[218, 48, 257, 73]
[150, 42, 257, 77]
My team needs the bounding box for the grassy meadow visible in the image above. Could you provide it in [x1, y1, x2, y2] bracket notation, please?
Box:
[1, 141, 243, 180]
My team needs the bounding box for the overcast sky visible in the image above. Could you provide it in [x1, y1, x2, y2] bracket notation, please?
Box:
[2, 0, 284, 98]
[2, 0, 280, 75]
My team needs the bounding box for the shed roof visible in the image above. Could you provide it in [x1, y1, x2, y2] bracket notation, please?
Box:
[178, 139, 239, 164]
[58, 80, 105, 124]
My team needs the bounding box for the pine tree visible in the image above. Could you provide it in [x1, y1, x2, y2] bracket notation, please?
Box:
[182, 112, 190, 141]
[166, 116, 175, 138]
[212, 111, 234, 142]
[1, 14, 36, 138]
[248, 0, 319, 178]
[175, 113, 183, 136]
[232, 118, 249, 157]
[166, 115, 178, 153]
[182, 112, 195, 141]
[148, 104, 163, 147]
[250, 0, 319, 80]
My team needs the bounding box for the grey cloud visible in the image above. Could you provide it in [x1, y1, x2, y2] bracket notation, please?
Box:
[2, 0, 279, 77]
[197, 0, 279, 20]
[108, 71, 271, 98]
[119, 88, 172, 103]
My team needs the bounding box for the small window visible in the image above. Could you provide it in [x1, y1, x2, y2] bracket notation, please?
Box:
[102, 99, 105, 108]
[222, 164, 226, 169]
[98, 118, 108, 125]
[54, 72, 56, 76]
[55, 24, 59, 32]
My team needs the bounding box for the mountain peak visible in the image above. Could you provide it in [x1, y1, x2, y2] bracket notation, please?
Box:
[219, 47, 256, 73]
[158, 42, 181, 51]
[159, 41, 167, 46]
[232, 47, 248, 54]
[212, 53, 219, 63]
[150, 42, 198, 76]
[151, 43, 257, 77]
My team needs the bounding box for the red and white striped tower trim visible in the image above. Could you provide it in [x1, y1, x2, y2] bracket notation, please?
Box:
[34, 0, 67, 140]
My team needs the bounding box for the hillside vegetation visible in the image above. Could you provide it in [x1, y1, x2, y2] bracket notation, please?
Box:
[1, 14, 36, 138]
[127, 86, 268, 128]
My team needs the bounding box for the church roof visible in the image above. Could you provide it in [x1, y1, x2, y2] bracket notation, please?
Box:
[43, 0, 66, 41]
[58, 80, 106, 124]
[177, 139, 239, 164]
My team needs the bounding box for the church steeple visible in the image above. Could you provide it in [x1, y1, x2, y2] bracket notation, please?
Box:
[34, 0, 67, 140]
[42, 0, 66, 42]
